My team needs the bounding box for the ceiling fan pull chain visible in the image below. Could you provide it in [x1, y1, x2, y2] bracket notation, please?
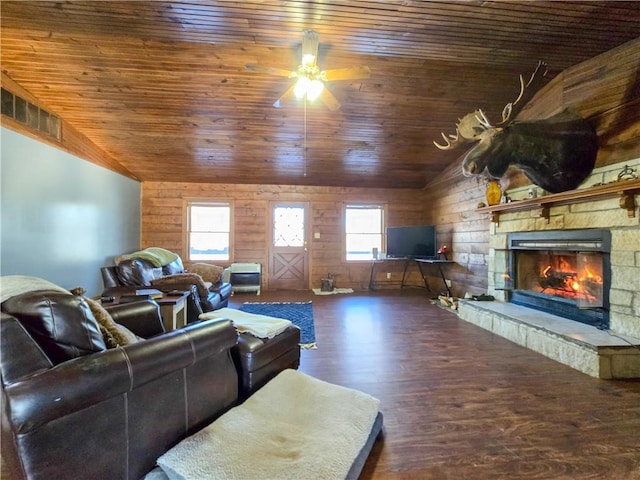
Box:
[303, 97, 308, 177]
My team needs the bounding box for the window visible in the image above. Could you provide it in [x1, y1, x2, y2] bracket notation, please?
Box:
[186, 202, 231, 261]
[345, 204, 385, 261]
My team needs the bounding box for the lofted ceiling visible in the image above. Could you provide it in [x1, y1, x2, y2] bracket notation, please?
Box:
[1, 1, 639, 189]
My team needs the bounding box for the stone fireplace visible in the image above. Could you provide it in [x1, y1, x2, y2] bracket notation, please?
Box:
[458, 159, 640, 379]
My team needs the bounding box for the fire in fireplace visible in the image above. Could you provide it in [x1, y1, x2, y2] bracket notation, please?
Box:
[505, 229, 611, 329]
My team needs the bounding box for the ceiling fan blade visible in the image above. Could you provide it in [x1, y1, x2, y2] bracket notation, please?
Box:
[301, 29, 319, 67]
[246, 63, 293, 78]
[323, 66, 372, 82]
[273, 84, 297, 108]
[320, 88, 341, 111]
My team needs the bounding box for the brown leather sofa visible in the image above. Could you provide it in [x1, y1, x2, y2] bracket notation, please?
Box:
[101, 255, 232, 319]
[1, 290, 239, 480]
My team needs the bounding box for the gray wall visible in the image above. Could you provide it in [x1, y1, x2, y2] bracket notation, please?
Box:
[1, 128, 141, 296]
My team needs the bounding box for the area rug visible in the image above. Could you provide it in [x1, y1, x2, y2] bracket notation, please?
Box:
[240, 301, 317, 349]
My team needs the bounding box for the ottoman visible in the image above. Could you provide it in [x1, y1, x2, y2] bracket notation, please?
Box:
[233, 326, 300, 398]
[198, 308, 301, 398]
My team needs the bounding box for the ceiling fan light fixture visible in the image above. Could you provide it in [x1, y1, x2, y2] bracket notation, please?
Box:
[301, 29, 319, 66]
[294, 76, 310, 98]
[251, 29, 368, 110]
[307, 78, 324, 101]
[294, 75, 324, 101]
[301, 53, 316, 67]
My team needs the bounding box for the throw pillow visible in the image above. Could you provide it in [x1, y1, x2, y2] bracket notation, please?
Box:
[1, 290, 106, 365]
[188, 263, 224, 284]
[151, 273, 209, 299]
[83, 296, 140, 348]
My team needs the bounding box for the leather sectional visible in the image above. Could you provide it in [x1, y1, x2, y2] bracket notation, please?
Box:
[0, 286, 300, 479]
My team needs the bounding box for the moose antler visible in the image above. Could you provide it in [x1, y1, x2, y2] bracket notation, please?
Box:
[499, 60, 548, 124]
[433, 131, 460, 150]
[433, 109, 492, 150]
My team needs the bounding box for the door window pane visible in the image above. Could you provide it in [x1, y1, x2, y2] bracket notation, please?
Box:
[273, 206, 305, 247]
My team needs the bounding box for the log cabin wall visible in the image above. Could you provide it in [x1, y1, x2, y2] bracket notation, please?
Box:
[422, 177, 490, 298]
[421, 38, 640, 299]
[141, 182, 425, 291]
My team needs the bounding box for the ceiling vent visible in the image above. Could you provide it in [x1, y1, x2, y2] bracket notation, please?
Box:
[1, 87, 61, 140]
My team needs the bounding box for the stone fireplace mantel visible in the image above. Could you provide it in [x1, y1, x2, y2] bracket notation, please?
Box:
[477, 178, 640, 224]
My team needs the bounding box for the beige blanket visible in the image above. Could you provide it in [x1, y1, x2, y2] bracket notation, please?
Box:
[199, 307, 292, 339]
[116, 247, 179, 267]
[155, 369, 380, 480]
[0, 275, 70, 304]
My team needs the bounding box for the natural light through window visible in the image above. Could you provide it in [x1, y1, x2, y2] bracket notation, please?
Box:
[187, 202, 231, 261]
[273, 206, 305, 247]
[345, 204, 384, 261]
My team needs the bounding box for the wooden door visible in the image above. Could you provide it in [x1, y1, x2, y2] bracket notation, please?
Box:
[268, 202, 309, 290]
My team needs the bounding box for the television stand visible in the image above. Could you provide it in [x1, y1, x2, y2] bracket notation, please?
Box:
[369, 258, 454, 296]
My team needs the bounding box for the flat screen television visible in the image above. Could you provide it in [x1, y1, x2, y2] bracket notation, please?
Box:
[386, 225, 437, 259]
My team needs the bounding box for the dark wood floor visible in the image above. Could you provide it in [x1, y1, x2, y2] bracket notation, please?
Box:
[229, 289, 640, 479]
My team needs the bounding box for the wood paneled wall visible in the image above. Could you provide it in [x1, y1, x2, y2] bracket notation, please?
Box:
[422, 38, 640, 298]
[422, 177, 491, 298]
[142, 182, 425, 290]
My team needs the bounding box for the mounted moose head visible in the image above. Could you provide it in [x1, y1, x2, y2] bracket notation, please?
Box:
[434, 61, 598, 193]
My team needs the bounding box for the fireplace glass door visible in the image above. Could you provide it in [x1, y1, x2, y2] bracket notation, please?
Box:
[514, 250, 604, 308]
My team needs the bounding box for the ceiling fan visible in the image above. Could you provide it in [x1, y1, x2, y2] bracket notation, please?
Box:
[246, 29, 371, 111]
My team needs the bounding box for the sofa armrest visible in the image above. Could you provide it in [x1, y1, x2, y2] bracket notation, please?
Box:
[105, 299, 165, 338]
[4, 319, 238, 434]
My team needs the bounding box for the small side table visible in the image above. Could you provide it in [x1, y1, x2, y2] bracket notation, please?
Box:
[155, 292, 189, 331]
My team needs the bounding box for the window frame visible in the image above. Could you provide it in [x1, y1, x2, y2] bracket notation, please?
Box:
[344, 203, 387, 262]
[184, 200, 233, 264]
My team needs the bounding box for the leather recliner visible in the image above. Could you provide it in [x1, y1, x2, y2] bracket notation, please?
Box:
[101, 255, 232, 318]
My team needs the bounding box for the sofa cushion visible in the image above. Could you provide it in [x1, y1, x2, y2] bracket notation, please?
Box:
[1, 290, 107, 365]
[115, 258, 161, 286]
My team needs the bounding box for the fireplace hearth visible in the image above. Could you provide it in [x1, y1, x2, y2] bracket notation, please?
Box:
[505, 229, 611, 329]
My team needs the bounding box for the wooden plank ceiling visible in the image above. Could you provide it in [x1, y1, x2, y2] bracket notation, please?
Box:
[2, 1, 639, 189]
